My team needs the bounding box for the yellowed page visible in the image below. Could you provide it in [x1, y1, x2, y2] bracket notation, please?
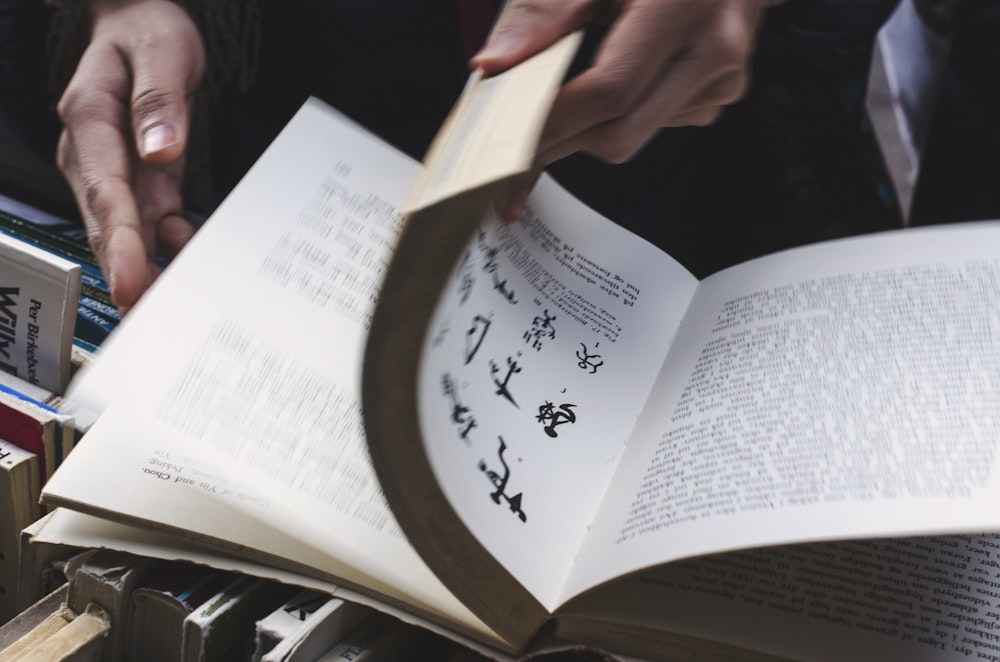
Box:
[45, 98, 502, 649]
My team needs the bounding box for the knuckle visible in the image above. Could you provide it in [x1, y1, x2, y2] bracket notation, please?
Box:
[81, 172, 128, 229]
[587, 74, 633, 121]
[56, 84, 87, 123]
[727, 70, 751, 102]
[131, 86, 177, 120]
[55, 133, 71, 174]
[589, 129, 646, 165]
[715, 69, 750, 105]
[84, 224, 106, 260]
[719, 27, 750, 59]
[498, 0, 596, 36]
[57, 84, 122, 126]
[692, 108, 723, 127]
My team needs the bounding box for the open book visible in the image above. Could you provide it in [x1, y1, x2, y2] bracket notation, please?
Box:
[40, 36, 1000, 661]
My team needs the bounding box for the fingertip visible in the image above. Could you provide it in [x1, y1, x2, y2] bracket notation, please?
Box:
[107, 267, 132, 313]
[104, 231, 148, 311]
[157, 213, 196, 260]
[496, 185, 532, 223]
[471, 34, 527, 71]
[496, 202, 523, 224]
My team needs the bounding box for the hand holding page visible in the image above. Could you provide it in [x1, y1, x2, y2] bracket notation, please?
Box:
[40, 29, 1000, 662]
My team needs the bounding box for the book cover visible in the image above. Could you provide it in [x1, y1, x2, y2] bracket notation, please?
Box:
[0, 195, 119, 353]
[0, 388, 74, 486]
[0, 231, 81, 393]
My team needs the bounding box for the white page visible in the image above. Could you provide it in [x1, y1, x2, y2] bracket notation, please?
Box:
[563, 535, 1000, 662]
[417, 176, 698, 609]
[46, 99, 499, 646]
[564, 221, 1000, 599]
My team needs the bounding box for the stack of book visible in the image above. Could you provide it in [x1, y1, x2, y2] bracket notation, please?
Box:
[0, 549, 470, 661]
[0, 194, 100, 626]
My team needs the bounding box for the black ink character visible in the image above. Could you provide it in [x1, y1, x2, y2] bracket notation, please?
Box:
[481, 239, 518, 304]
[456, 251, 475, 305]
[489, 354, 522, 408]
[477, 436, 526, 522]
[524, 309, 556, 351]
[431, 318, 450, 349]
[494, 278, 518, 304]
[576, 342, 604, 374]
[536, 401, 577, 438]
[442, 373, 476, 444]
[464, 314, 492, 365]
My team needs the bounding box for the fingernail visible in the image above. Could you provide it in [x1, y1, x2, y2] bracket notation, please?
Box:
[142, 124, 176, 155]
[499, 187, 531, 223]
[107, 269, 120, 306]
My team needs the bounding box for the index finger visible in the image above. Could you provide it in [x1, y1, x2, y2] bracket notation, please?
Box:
[58, 53, 150, 307]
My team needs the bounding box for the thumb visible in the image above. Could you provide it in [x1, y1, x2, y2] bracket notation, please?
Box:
[132, 75, 195, 167]
[471, 0, 595, 73]
[128, 29, 204, 166]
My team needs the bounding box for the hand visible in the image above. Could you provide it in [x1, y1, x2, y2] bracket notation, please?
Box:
[471, 0, 777, 220]
[56, 0, 205, 312]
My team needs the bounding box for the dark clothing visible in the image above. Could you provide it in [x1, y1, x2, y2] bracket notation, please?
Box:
[549, 0, 906, 277]
[0, 0, 57, 157]
[909, 0, 1000, 227]
[7, 0, 999, 275]
[207, 0, 909, 278]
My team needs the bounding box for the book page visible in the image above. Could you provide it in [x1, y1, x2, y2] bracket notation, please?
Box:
[409, 33, 581, 212]
[45, 99, 500, 647]
[416, 176, 698, 609]
[564, 221, 1000, 599]
[562, 535, 1000, 662]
